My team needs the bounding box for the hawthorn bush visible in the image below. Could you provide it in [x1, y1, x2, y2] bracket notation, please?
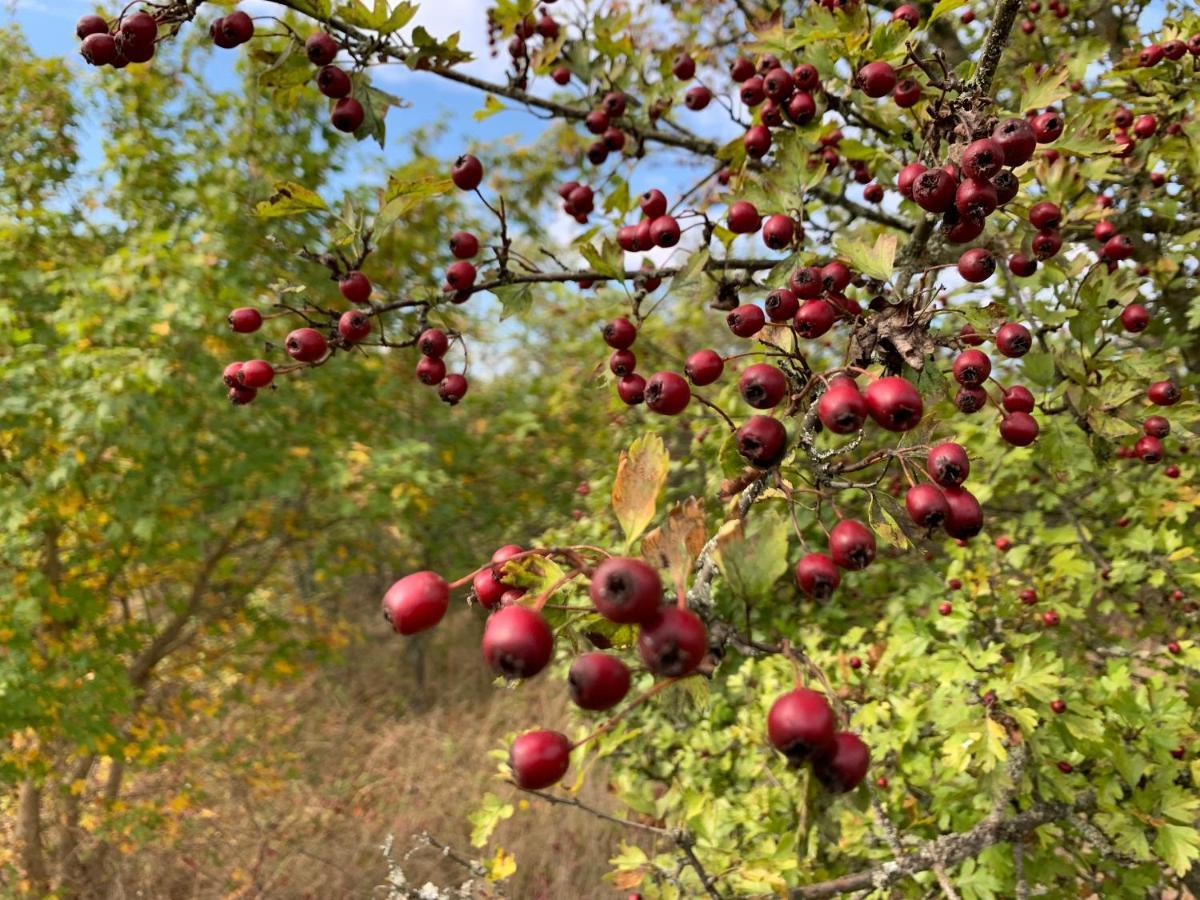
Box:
[8, 0, 1200, 895]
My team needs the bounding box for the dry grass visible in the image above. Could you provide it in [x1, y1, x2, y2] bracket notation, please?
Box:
[95, 609, 638, 899]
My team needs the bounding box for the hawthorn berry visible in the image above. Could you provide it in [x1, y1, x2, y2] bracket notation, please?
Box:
[617, 374, 646, 406]
[764, 289, 799, 322]
[897, 163, 925, 199]
[955, 386, 989, 413]
[382, 571, 449, 635]
[928, 442, 970, 487]
[1147, 380, 1180, 406]
[418, 328, 449, 358]
[445, 260, 477, 292]
[220, 10, 254, 46]
[793, 63, 820, 90]
[767, 689, 837, 763]
[744, 125, 772, 159]
[568, 654, 631, 711]
[993, 117, 1037, 166]
[1042, 610, 1061, 627]
[829, 519, 876, 571]
[589, 557, 662, 624]
[449, 231, 479, 259]
[1120, 304, 1150, 333]
[228, 384, 256, 405]
[818, 383, 868, 434]
[953, 349, 992, 387]
[1031, 110, 1063, 143]
[416, 356, 446, 386]
[814, 732, 870, 793]
[76, 14, 109, 40]
[482, 604, 554, 679]
[735, 416, 788, 468]
[864, 376, 923, 431]
[81, 33, 118, 66]
[644, 372, 691, 415]
[857, 61, 897, 98]
[727, 201, 761, 234]
[821, 261, 852, 293]
[943, 487, 983, 539]
[762, 214, 795, 250]
[305, 31, 339, 66]
[238, 359, 274, 389]
[649, 215, 680, 248]
[727, 304, 765, 337]
[906, 484, 950, 529]
[1000, 412, 1040, 446]
[961, 138, 1005, 180]
[508, 730, 571, 789]
[1135, 434, 1163, 463]
[338, 310, 371, 343]
[996, 322, 1032, 357]
[451, 154, 484, 191]
[786, 91, 816, 123]
[739, 364, 788, 409]
[637, 607, 707, 677]
[437, 373, 469, 405]
[912, 169, 956, 213]
[795, 552, 841, 599]
[684, 86, 712, 110]
[285, 327, 328, 362]
[552, 66, 571, 85]
[1143, 415, 1170, 438]
[957, 247, 995, 283]
[673, 52, 696, 80]
[228, 307, 262, 333]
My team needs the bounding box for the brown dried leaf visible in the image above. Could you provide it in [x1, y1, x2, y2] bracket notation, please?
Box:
[641, 498, 707, 591]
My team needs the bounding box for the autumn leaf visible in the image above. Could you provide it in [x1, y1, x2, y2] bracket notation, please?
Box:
[612, 434, 669, 548]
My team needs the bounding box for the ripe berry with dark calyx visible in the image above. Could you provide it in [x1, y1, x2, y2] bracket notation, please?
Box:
[993, 117, 1037, 166]
[764, 289, 799, 322]
[684, 86, 712, 110]
[649, 215, 680, 248]
[928, 442, 970, 488]
[1028, 201, 1061, 230]
[1104, 234, 1135, 261]
[794, 300, 835, 339]
[906, 483, 950, 529]
[602, 91, 626, 116]
[739, 75, 765, 106]
[639, 189, 668, 219]
[1056, 760, 1073, 774]
[786, 91, 816, 124]
[118, 11, 156, 49]
[892, 4, 920, 26]
[996, 322, 1032, 358]
[609, 349, 636, 377]
[767, 688, 837, 764]
[673, 52, 696, 80]
[338, 310, 371, 343]
[1032, 110, 1063, 143]
[1019, 588, 1038, 605]
[637, 607, 707, 677]
[961, 138, 1005, 180]
[727, 304, 765, 337]
[589, 556, 663, 626]
[956, 386, 988, 413]
[943, 487, 983, 539]
[744, 125, 772, 159]
[1135, 435, 1163, 463]
[864, 182, 885, 203]
[957, 247, 995, 283]
[1139, 44, 1164, 66]
[228, 383, 256, 404]
[1148, 380, 1181, 406]
[449, 231, 479, 259]
[938, 601, 952, 616]
[210, 17, 236, 48]
[813, 732, 870, 794]
[220, 10, 254, 45]
[857, 61, 897, 98]
[1031, 228, 1063, 260]
[315, 65, 352, 99]
[762, 215, 795, 250]
[793, 63, 820, 90]
[418, 328, 449, 359]
[617, 374, 646, 405]
[792, 550, 842, 602]
[943, 210, 986, 245]
[536, 14, 559, 38]
[764, 67, 795, 100]
[305, 31, 339, 66]
[992, 170, 1019, 206]
[739, 364, 788, 409]
[1162, 39, 1187, 60]
[334, 271, 369, 304]
[956, 178, 997, 218]
[437, 373, 469, 405]
[1116, 303, 1152, 333]
[727, 201, 761, 234]
[1143, 415, 1170, 438]
[285, 328, 327, 363]
[568, 654, 631, 711]
[912, 169, 956, 213]
[228, 307, 262, 333]
[790, 266, 823, 298]
[1043, 610, 1061, 627]
[818, 383, 867, 434]
[445, 261, 477, 292]
[736, 416, 788, 468]
[953, 349, 992, 387]
[331, 97, 364, 133]
[382, 571, 449, 635]
[552, 66, 571, 85]
[644, 372, 691, 415]
[1093, 220, 1117, 243]
[584, 109, 609, 134]
[1000, 412, 1039, 446]
[238, 359, 274, 389]
[222, 362, 244, 388]
[508, 730, 571, 790]
[81, 33, 118, 65]
[893, 78, 921, 108]
[864, 376, 923, 432]
[602, 317, 637, 350]
[829, 519, 876, 571]
[1008, 253, 1037, 277]
[821, 261, 852, 294]
[482, 605, 554, 679]
[451, 154, 484, 191]
[416, 356, 447, 386]
[730, 56, 756, 82]
[685, 349, 724, 386]
[1000, 385, 1035, 414]
[586, 142, 608, 165]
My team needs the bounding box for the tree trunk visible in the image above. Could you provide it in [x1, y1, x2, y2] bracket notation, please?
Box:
[16, 779, 50, 894]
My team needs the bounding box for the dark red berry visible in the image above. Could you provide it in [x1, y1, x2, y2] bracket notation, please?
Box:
[482, 605, 554, 679]
[813, 732, 870, 793]
[568, 654, 631, 710]
[767, 689, 836, 764]
[739, 364, 788, 409]
[736, 416, 788, 468]
[637, 607, 707, 677]
[864, 377, 923, 431]
[685, 349, 724, 385]
[451, 154, 484, 191]
[382, 571, 449, 635]
[509, 730, 571, 789]
[305, 32, 339, 66]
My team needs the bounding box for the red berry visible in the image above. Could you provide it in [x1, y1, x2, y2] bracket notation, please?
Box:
[892, 4, 920, 26]
[472, 567, 506, 610]
[829, 519, 876, 571]
[81, 33, 118, 66]
[938, 601, 953, 616]
[509, 730, 571, 789]
[644, 372, 691, 415]
[222, 362, 244, 387]
[649, 215, 680, 248]
[767, 689, 837, 763]
[285, 327, 327, 362]
[305, 31, 339, 66]
[795, 300, 836, 338]
[445, 260, 477, 292]
[739, 76, 765, 107]
[451, 154, 484, 191]
[568, 653, 631, 711]
[1000, 412, 1039, 446]
[1120, 304, 1150, 332]
[956, 178, 998, 218]
[1135, 434, 1163, 463]
[228, 307, 262, 333]
[961, 138, 1005, 180]
[762, 214, 795, 250]
[684, 86, 712, 110]
[727, 304, 765, 338]
[1019, 588, 1038, 605]
[330, 97, 364, 132]
[609, 349, 636, 377]
[238, 359, 274, 389]
[589, 557, 662, 624]
[1032, 228, 1063, 260]
[996, 322, 1032, 358]
[437, 373, 469, 405]
[957, 248, 995, 283]
[793, 64, 820, 90]
[1042, 610, 1060, 627]
[220, 10, 254, 45]
[416, 356, 446, 385]
[617, 374, 646, 405]
[449, 231, 479, 259]
[76, 14, 109, 40]
[765, 289, 799, 322]
[857, 61, 897, 98]
[727, 201, 761, 234]
[1104, 234, 1135, 261]
[744, 125, 772, 159]
[738, 364, 788, 409]
[912, 169, 956, 213]
[956, 386, 989, 413]
[338, 309, 371, 343]
[382, 571, 449, 635]
[953, 349, 992, 387]
[906, 483, 950, 529]
[821, 261, 852, 293]
[228, 384, 256, 405]
[736, 416, 788, 468]
[864, 376, 923, 431]
[943, 487, 983, 539]
[795, 552, 841, 599]
[418, 328, 449, 358]
[818, 383, 867, 434]
[1008, 253, 1037, 277]
[730, 56, 756, 82]
[993, 117, 1037, 166]
[482, 605, 554, 679]
[673, 53, 696, 80]
[814, 732, 870, 793]
[1031, 111, 1063, 143]
[1148, 380, 1180, 406]
[685, 349, 724, 386]
[637, 607, 707, 677]
[1143, 415, 1170, 438]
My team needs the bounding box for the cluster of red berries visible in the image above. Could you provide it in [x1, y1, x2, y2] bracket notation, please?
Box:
[76, 9, 163, 68]
[948, 323, 1041, 445]
[1114, 391, 1184, 478]
[298, 31, 364, 134]
[1018, 0, 1073, 34]
[767, 688, 870, 794]
[1136, 35, 1200, 68]
[381, 552, 717, 791]
[491, 5, 560, 89]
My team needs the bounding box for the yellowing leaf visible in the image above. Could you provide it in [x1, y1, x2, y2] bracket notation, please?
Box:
[833, 232, 896, 282]
[641, 498, 706, 594]
[150, 321, 171, 336]
[474, 94, 507, 122]
[612, 434, 669, 547]
[487, 847, 517, 881]
[255, 181, 328, 218]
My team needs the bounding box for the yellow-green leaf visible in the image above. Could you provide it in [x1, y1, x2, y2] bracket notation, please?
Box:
[255, 181, 327, 218]
[612, 434, 669, 547]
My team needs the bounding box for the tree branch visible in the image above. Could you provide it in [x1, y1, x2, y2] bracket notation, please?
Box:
[968, 0, 1025, 94]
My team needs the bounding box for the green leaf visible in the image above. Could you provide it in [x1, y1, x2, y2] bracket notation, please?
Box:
[579, 238, 625, 280]
[1154, 823, 1200, 875]
[928, 0, 968, 23]
[1016, 66, 1071, 114]
[288, 0, 332, 17]
[376, 173, 455, 232]
[474, 94, 508, 122]
[492, 282, 534, 320]
[612, 434, 669, 548]
[712, 510, 789, 603]
[254, 181, 328, 218]
[834, 232, 896, 282]
[336, 0, 418, 33]
[468, 792, 514, 848]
